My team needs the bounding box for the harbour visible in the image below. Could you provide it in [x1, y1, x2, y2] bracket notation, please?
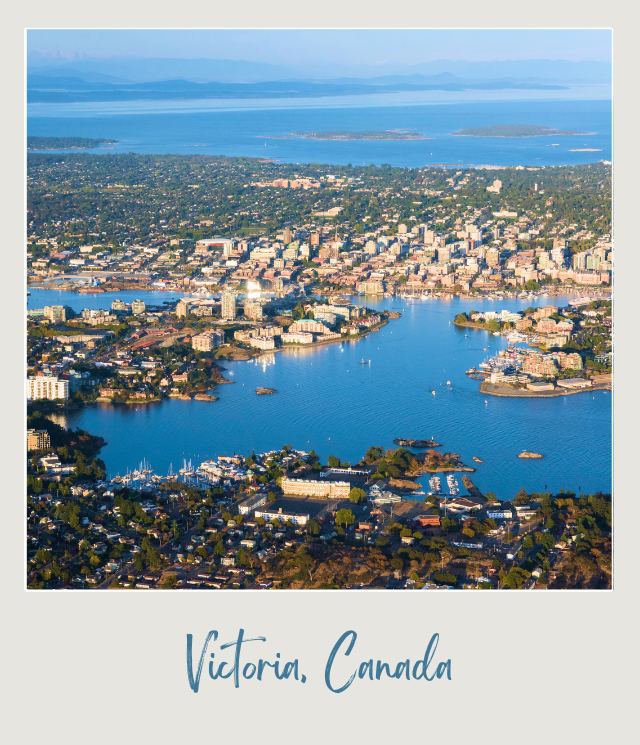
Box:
[31, 290, 612, 499]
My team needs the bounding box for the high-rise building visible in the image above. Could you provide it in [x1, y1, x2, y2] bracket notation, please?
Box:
[282, 227, 292, 244]
[485, 247, 501, 267]
[27, 376, 69, 401]
[192, 330, 224, 352]
[221, 291, 237, 321]
[131, 299, 146, 315]
[43, 305, 66, 323]
[423, 228, 436, 245]
[175, 299, 191, 318]
[244, 301, 264, 322]
[437, 245, 452, 263]
[27, 428, 51, 451]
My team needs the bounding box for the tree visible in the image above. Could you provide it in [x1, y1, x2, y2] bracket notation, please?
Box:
[364, 446, 384, 464]
[335, 508, 355, 529]
[349, 487, 366, 504]
[307, 519, 321, 536]
[502, 567, 531, 589]
[327, 455, 341, 468]
[213, 539, 225, 557]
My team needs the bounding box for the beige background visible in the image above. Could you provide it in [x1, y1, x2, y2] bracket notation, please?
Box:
[3, 3, 637, 742]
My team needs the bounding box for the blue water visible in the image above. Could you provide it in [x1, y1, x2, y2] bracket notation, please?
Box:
[28, 98, 611, 167]
[28, 288, 183, 313]
[33, 289, 611, 499]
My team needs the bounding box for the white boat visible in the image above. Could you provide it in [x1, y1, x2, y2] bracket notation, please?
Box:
[428, 476, 442, 494]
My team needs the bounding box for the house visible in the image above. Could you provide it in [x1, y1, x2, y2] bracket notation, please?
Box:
[444, 497, 483, 514]
[415, 513, 441, 528]
[486, 507, 513, 520]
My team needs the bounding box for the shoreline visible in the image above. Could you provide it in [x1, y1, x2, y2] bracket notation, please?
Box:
[27, 279, 611, 302]
[480, 380, 612, 398]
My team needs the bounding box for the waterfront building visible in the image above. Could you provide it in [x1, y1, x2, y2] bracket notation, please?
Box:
[43, 305, 66, 323]
[356, 280, 385, 295]
[313, 308, 337, 327]
[532, 306, 558, 321]
[27, 428, 51, 451]
[526, 381, 556, 392]
[288, 319, 331, 335]
[325, 304, 352, 320]
[281, 477, 350, 499]
[248, 336, 276, 350]
[175, 299, 191, 318]
[281, 331, 314, 345]
[521, 353, 559, 378]
[27, 375, 69, 401]
[557, 378, 593, 389]
[131, 299, 146, 315]
[221, 291, 237, 321]
[192, 330, 224, 352]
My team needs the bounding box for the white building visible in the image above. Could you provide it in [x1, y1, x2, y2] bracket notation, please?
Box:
[27, 376, 69, 400]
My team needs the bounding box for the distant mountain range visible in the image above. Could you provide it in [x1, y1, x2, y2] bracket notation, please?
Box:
[27, 56, 611, 85]
[27, 73, 573, 105]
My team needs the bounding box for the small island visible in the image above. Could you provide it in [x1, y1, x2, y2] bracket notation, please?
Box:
[518, 451, 544, 459]
[453, 125, 593, 138]
[27, 136, 118, 151]
[393, 437, 441, 448]
[256, 387, 277, 395]
[289, 130, 429, 141]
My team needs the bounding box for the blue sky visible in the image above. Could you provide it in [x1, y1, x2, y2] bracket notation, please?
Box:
[28, 29, 611, 64]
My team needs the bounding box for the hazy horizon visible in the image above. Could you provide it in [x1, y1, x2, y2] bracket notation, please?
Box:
[27, 29, 612, 85]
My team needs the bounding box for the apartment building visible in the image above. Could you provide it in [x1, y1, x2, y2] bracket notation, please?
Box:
[27, 375, 69, 401]
[281, 478, 350, 499]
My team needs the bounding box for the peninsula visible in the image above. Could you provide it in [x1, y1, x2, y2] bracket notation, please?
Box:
[456, 300, 612, 398]
[27, 136, 118, 151]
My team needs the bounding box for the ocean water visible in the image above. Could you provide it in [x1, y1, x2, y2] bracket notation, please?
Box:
[33, 290, 612, 499]
[27, 97, 611, 168]
[28, 288, 183, 313]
